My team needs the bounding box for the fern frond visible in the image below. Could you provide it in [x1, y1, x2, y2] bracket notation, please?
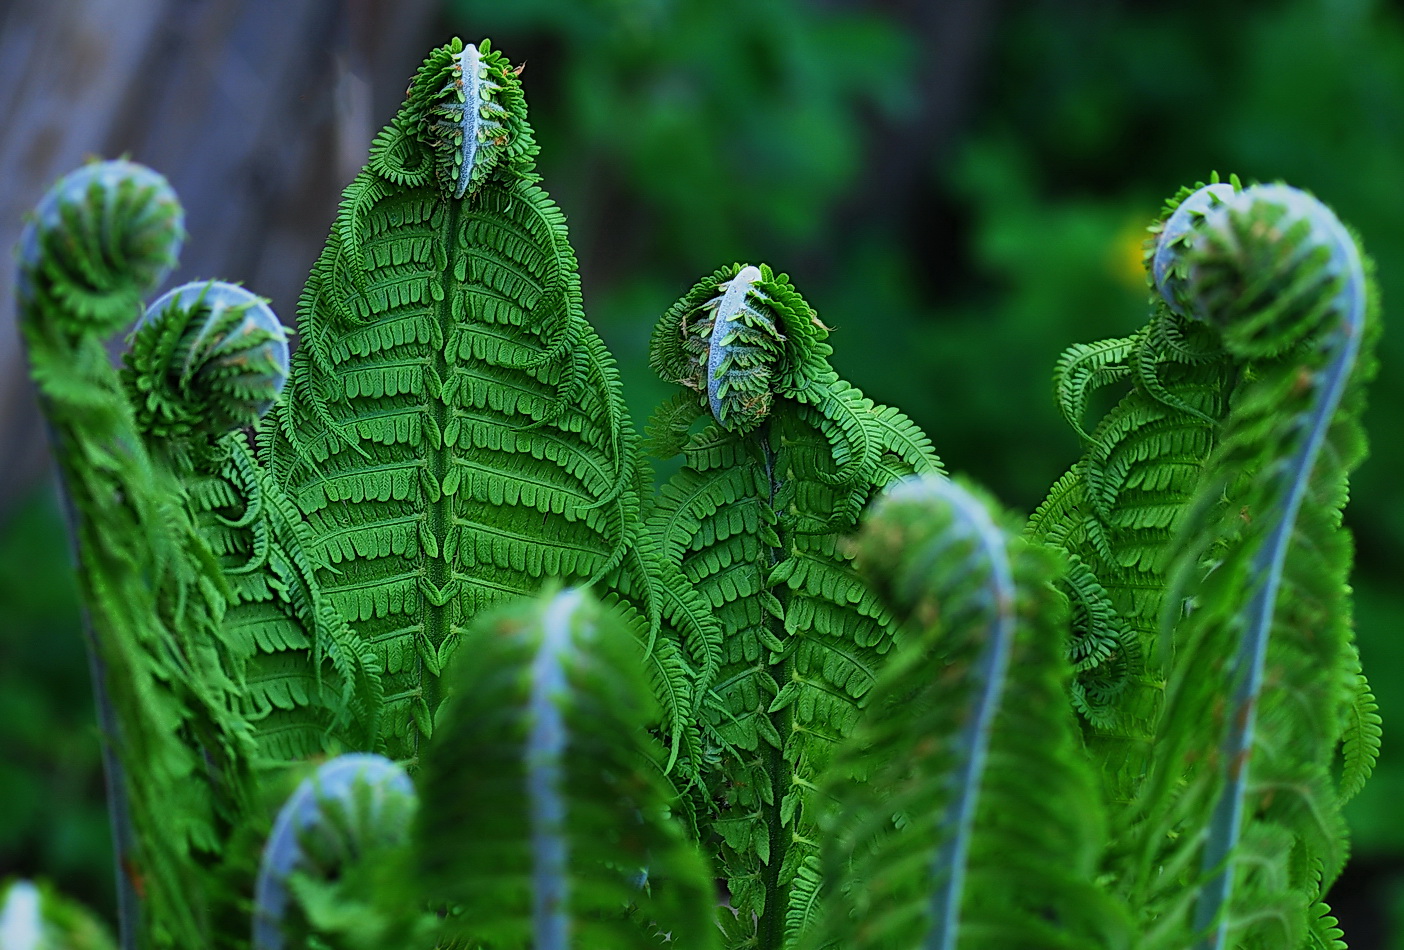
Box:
[647, 263, 942, 946]
[198, 439, 384, 763]
[813, 476, 1127, 950]
[123, 281, 289, 458]
[117, 280, 382, 765]
[1054, 335, 1136, 441]
[415, 588, 719, 949]
[1338, 665, 1381, 805]
[253, 755, 421, 950]
[18, 160, 258, 948]
[1028, 180, 1244, 805]
[260, 39, 673, 760]
[1127, 184, 1377, 950]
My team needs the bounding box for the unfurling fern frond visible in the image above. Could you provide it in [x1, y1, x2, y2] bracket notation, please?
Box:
[646, 263, 942, 946]
[125, 281, 289, 453]
[414, 588, 718, 949]
[813, 477, 1127, 950]
[17, 160, 185, 335]
[260, 38, 690, 760]
[1028, 177, 1242, 805]
[253, 755, 422, 950]
[1125, 184, 1377, 950]
[18, 160, 257, 948]
[120, 280, 381, 765]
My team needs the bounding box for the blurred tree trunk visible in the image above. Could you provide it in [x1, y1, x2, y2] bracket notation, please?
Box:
[0, 0, 439, 515]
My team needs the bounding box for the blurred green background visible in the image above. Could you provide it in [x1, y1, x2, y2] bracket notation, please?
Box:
[3, 0, 1402, 943]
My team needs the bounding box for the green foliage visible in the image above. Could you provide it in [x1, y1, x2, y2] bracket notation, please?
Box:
[17, 161, 262, 948]
[13, 32, 1384, 950]
[1, 878, 117, 950]
[1028, 179, 1242, 805]
[645, 261, 941, 945]
[817, 477, 1125, 949]
[257, 37, 695, 763]
[1120, 184, 1378, 949]
[416, 588, 717, 949]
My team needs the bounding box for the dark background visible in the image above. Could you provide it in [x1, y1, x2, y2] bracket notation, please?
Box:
[2, 0, 1402, 943]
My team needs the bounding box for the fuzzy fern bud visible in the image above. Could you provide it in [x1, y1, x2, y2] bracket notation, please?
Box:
[124, 281, 290, 443]
[17, 160, 184, 335]
[1150, 180, 1236, 318]
[1175, 184, 1365, 358]
[650, 262, 831, 433]
[252, 754, 418, 950]
[367, 37, 537, 196]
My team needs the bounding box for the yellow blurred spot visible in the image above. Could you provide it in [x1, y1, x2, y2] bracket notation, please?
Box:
[1108, 220, 1152, 290]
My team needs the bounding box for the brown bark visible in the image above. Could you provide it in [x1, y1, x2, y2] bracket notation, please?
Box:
[0, 0, 439, 514]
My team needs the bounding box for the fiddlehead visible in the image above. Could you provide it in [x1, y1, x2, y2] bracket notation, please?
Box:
[260, 38, 675, 760]
[414, 588, 718, 949]
[252, 754, 420, 950]
[647, 263, 941, 946]
[17, 160, 184, 336]
[18, 160, 257, 948]
[1027, 178, 1241, 804]
[812, 477, 1124, 950]
[1128, 184, 1378, 949]
[124, 281, 289, 454]
[118, 252, 378, 768]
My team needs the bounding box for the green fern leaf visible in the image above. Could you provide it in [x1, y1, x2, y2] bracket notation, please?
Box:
[415, 587, 719, 949]
[813, 477, 1128, 950]
[646, 263, 942, 946]
[260, 38, 682, 759]
[18, 160, 258, 948]
[1127, 184, 1378, 950]
[1338, 664, 1381, 806]
[1028, 179, 1243, 805]
[122, 282, 384, 764]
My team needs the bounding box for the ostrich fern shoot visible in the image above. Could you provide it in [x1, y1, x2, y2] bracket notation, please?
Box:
[11, 38, 1381, 950]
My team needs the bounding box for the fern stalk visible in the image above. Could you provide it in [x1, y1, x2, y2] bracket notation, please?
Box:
[1127, 183, 1378, 949]
[815, 476, 1124, 949]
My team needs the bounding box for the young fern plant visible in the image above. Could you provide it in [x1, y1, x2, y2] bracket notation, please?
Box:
[1119, 183, 1380, 950]
[256, 37, 713, 767]
[644, 262, 941, 946]
[814, 476, 1127, 949]
[17, 161, 270, 949]
[14, 33, 1385, 950]
[1027, 178, 1243, 807]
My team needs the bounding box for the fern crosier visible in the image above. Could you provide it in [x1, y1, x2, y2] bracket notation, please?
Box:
[18, 160, 258, 948]
[253, 755, 418, 950]
[1027, 179, 1242, 805]
[126, 281, 289, 451]
[260, 38, 680, 759]
[415, 588, 719, 950]
[1127, 184, 1379, 950]
[121, 281, 381, 766]
[815, 477, 1123, 950]
[646, 263, 941, 947]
